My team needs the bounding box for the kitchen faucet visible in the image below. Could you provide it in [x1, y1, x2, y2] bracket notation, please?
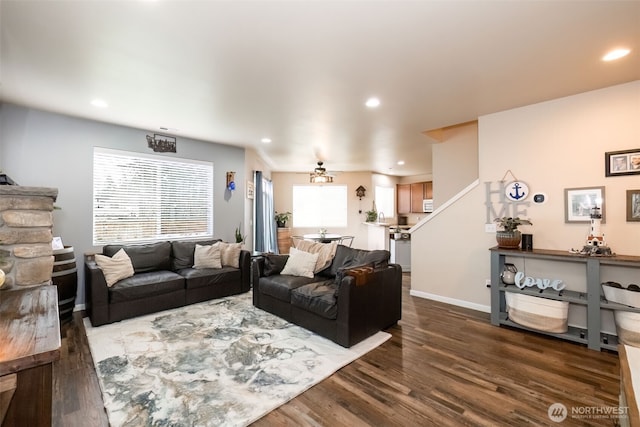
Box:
[378, 212, 385, 223]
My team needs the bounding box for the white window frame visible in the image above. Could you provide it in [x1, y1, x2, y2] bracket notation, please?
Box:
[292, 185, 348, 228]
[93, 147, 213, 245]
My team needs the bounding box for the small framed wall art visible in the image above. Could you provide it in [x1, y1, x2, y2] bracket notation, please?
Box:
[605, 148, 640, 177]
[627, 189, 640, 222]
[564, 186, 605, 223]
[246, 181, 254, 199]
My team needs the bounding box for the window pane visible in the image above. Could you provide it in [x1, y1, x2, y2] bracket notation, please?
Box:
[375, 186, 395, 220]
[93, 147, 213, 245]
[292, 185, 347, 228]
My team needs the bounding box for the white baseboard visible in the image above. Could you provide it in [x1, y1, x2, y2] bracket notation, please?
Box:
[74, 304, 85, 312]
[409, 289, 491, 313]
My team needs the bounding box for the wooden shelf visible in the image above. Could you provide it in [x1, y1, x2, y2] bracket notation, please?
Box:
[491, 247, 640, 351]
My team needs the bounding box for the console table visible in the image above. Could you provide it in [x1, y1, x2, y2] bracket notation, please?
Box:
[490, 247, 640, 351]
[0, 285, 61, 426]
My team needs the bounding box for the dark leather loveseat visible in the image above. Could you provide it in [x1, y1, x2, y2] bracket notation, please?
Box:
[252, 244, 402, 347]
[85, 240, 250, 326]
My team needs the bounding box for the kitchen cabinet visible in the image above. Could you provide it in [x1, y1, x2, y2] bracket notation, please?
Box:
[397, 184, 411, 214]
[490, 246, 640, 351]
[397, 181, 433, 214]
[424, 181, 433, 199]
[410, 183, 424, 213]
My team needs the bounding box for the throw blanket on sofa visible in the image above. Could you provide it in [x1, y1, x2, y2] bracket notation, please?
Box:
[293, 240, 338, 272]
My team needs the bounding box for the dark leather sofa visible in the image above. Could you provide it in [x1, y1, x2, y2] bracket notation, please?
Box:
[252, 244, 402, 347]
[85, 240, 250, 326]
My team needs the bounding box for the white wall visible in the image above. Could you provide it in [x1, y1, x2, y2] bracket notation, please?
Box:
[411, 81, 640, 313]
[0, 103, 247, 306]
[431, 121, 478, 206]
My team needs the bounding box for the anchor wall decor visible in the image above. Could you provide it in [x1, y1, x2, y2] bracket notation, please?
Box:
[505, 180, 529, 202]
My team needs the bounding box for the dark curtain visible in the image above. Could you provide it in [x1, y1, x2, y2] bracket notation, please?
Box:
[254, 171, 277, 253]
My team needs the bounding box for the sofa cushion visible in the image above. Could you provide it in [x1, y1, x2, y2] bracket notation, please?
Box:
[178, 267, 241, 289]
[263, 254, 288, 276]
[320, 245, 390, 277]
[171, 239, 221, 270]
[259, 275, 317, 302]
[281, 247, 319, 278]
[219, 242, 242, 268]
[94, 248, 135, 287]
[104, 241, 172, 274]
[193, 243, 222, 269]
[292, 240, 338, 272]
[109, 270, 185, 303]
[291, 280, 338, 319]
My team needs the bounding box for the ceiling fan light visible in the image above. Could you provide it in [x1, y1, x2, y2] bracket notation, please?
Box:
[310, 161, 334, 183]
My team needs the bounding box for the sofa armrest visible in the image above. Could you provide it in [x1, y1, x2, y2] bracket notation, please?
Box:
[84, 254, 110, 326]
[334, 264, 402, 346]
[239, 250, 251, 292]
[251, 257, 265, 306]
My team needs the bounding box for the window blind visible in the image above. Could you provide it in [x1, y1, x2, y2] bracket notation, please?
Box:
[93, 147, 213, 245]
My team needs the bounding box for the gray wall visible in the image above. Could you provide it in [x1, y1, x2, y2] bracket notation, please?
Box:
[0, 103, 246, 307]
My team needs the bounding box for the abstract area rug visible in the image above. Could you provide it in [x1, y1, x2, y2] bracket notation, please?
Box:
[84, 292, 390, 426]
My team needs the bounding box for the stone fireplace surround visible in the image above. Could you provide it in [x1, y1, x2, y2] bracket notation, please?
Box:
[0, 186, 58, 289]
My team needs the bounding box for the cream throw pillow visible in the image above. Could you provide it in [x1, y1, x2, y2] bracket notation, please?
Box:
[219, 242, 242, 268]
[193, 243, 222, 269]
[293, 239, 338, 273]
[280, 247, 319, 278]
[94, 248, 134, 287]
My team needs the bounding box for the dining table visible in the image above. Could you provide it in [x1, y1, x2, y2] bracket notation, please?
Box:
[302, 233, 343, 242]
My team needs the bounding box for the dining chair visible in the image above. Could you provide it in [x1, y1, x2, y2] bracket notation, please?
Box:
[339, 236, 354, 247]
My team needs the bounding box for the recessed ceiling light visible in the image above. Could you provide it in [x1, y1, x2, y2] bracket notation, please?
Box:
[261, 138, 272, 144]
[397, 160, 405, 166]
[365, 97, 380, 108]
[90, 98, 108, 108]
[602, 48, 631, 61]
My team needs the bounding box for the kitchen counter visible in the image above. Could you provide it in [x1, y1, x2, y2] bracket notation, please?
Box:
[363, 222, 413, 230]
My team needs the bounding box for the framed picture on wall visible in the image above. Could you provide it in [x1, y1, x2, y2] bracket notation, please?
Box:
[627, 189, 640, 222]
[605, 148, 640, 176]
[246, 181, 254, 199]
[564, 186, 606, 223]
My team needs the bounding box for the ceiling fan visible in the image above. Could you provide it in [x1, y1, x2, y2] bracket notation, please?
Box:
[310, 161, 334, 183]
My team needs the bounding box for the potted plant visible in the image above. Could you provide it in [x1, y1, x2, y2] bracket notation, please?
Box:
[235, 224, 246, 244]
[494, 217, 532, 248]
[275, 211, 291, 228]
[365, 201, 378, 222]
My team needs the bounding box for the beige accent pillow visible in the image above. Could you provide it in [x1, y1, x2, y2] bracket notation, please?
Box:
[293, 239, 338, 273]
[94, 248, 135, 287]
[193, 243, 222, 269]
[219, 242, 242, 268]
[280, 247, 319, 278]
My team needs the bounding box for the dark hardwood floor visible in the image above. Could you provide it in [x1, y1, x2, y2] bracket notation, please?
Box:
[53, 275, 621, 426]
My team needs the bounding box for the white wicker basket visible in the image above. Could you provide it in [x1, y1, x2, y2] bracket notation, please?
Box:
[614, 311, 640, 347]
[602, 284, 640, 308]
[505, 292, 569, 333]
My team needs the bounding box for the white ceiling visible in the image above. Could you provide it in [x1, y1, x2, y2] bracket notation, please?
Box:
[1, 1, 639, 176]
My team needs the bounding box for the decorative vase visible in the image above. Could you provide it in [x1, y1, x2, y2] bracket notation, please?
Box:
[496, 230, 522, 248]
